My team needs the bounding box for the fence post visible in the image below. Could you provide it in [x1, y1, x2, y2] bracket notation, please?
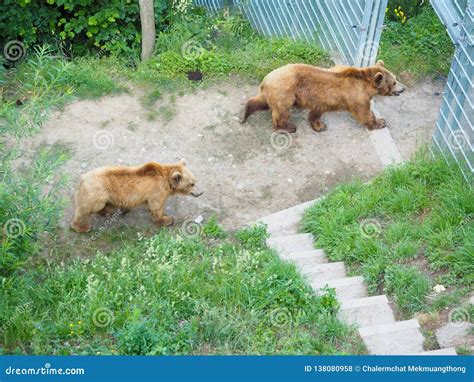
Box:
[354, 0, 388, 67]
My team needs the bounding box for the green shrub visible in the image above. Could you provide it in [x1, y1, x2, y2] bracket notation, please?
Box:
[0, 143, 69, 277]
[0, 0, 169, 57]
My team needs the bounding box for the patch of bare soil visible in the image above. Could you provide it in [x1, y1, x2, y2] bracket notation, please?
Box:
[20, 78, 443, 236]
[375, 78, 445, 160]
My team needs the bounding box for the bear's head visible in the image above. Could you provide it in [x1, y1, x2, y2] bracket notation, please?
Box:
[373, 60, 405, 97]
[170, 159, 202, 197]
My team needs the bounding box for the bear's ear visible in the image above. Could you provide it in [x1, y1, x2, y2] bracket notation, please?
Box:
[171, 171, 182, 188]
[374, 72, 384, 88]
[178, 158, 187, 167]
[376, 60, 385, 67]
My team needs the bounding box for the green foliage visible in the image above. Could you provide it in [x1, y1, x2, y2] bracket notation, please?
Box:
[0, 143, 70, 277]
[386, 0, 426, 22]
[0, 229, 363, 355]
[202, 216, 227, 239]
[302, 149, 473, 317]
[0, 45, 74, 137]
[384, 265, 431, 318]
[379, 6, 454, 81]
[141, 12, 331, 81]
[0, 0, 169, 57]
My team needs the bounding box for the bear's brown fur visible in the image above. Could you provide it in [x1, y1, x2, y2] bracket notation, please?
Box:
[71, 159, 201, 232]
[242, 60, 405, 133]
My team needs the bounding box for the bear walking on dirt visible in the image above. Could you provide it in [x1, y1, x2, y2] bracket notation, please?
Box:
[242, 60, 405, 133]
[70, 159, 202, 233]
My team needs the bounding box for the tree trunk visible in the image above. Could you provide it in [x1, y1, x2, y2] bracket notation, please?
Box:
[139, 0, 156, 61]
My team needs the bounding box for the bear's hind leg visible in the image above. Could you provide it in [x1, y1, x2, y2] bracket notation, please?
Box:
[308, 109, 327, 132]
[271, 108, 297, 133]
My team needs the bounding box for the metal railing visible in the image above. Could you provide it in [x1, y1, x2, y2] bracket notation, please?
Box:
[431, 0, 473, 183]
[194, 0, 388, 66]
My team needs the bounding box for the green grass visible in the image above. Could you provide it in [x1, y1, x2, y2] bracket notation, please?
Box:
[0, 224, 364, 355]
[301, 150, 473, 319]
[379, 6, 454, 82]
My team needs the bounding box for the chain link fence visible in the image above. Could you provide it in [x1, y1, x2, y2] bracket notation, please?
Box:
[431, 0, 473, 183]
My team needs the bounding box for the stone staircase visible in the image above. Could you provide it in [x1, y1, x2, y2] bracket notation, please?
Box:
[255, 200, 457, 355]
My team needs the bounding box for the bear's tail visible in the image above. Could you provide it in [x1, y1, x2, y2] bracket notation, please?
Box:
[241, 95, 269, 123]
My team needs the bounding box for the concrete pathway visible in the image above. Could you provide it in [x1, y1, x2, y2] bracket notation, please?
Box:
[255, 199, 457, 355]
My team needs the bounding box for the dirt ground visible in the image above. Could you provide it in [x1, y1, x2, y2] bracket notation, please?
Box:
[21, 77, 444, 233]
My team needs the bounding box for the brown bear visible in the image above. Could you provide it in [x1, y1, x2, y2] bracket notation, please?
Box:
[70, 159, 202, 232]
[242, 60, 405, 133]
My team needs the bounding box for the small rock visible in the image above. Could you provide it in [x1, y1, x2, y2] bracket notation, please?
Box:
[80, 163, 87, 169]
[194, 215, 203, 224]
[197, 134, 204, 138]
[433, 284, 446, 294]
[287, 178, 293, 183]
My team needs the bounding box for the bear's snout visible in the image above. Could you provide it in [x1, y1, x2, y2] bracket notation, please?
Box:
[392, 81, 406, 96]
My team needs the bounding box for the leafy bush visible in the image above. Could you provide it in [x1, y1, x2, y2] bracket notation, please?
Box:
[0, 0, 169, 57]
[0, 143, 69, 277]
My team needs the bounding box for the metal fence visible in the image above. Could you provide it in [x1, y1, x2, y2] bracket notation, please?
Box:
[194, 0, 388, 66]
[431, 0, 473, 183]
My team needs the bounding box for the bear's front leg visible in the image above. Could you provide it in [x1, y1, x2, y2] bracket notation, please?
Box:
[350, 103, 386, 130]
[147, 197, 174, 227]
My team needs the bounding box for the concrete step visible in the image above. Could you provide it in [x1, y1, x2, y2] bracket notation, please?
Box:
[358, 319, 424, 355]
[281, 249, 327, 267]
[339, 295, 395, 328]
[255, 199, 318, 236]
[301, 262, 346, 284]
[266, 233, 314, 254]
[414, 348, 458, 355]
[312, 276, 367, 301]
